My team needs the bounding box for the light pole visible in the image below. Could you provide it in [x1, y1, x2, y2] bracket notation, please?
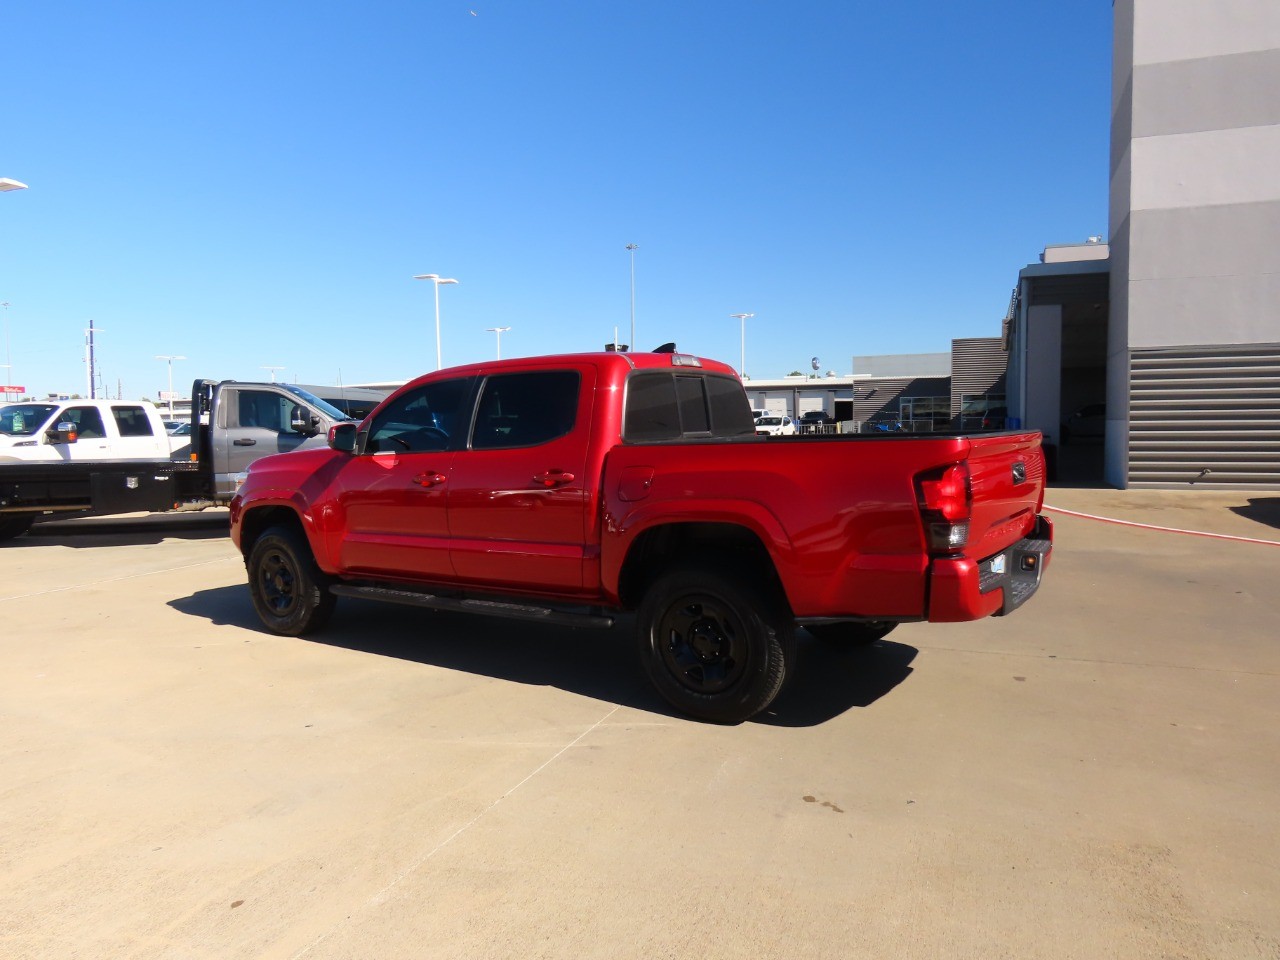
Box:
[413, 273, 459, 370]
[0, 302, 11, 401]
[730, 313, 754, 379]
[260, 366, 284, 382]
[85, 325, 104, 398]
[1, 183, 27, 399]
[485, 326, 511, 360]
[625, 243, 638, 352]
[155, 355, 186, 418]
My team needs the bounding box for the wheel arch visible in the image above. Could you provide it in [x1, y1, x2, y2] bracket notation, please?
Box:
[616, 521, 790, 613]
[238, 505, 308, 560]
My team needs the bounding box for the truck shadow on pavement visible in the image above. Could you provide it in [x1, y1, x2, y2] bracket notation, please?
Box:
[13, 514, 230, 548]
[169, 586, 917, 727]
[1230, 497, 1280, 531]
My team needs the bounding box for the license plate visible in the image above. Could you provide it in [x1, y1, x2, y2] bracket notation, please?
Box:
[990, 555, 1006, 575]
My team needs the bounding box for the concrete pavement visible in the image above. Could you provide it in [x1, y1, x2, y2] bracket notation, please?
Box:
[2, 491, 1277, 959]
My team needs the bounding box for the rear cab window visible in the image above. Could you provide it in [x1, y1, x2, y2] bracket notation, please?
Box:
[624, 372, 754, 442]
[112, 405, 155, 437]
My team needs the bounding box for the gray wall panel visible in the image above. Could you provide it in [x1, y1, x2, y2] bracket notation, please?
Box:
[1133, 0, 1280, 65]
[1129, 272, 1280, 347]
[1110, 72, 1133, 176]
[1128, 200, 1280, 281]
[1132, 49, 1280, 139]
[1130, 124, 1280, 211]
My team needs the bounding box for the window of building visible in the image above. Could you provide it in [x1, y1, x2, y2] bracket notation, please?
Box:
[898, 395, 951, 430]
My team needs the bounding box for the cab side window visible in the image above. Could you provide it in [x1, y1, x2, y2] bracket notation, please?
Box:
[112, 405, 155, 437]
[235, 390, 290, 432]
[471, 372, 579, 450]
[63, 406, 107, 439]
[366, 378, 472, 453]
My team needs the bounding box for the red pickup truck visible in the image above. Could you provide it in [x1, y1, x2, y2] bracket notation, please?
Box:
[230, 350, 1052, 723]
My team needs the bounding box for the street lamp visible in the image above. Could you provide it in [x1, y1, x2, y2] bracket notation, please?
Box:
[260, 366, 284, 382]
[414, 273, 459, 370]
[730, 313, 754, 379]
[155, 355, 186, 419]
[625, 243, 638, 352]
[485, 326, 511, 360]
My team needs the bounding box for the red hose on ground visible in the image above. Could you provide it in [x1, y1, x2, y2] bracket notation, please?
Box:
[1043, 505, 1280, 547]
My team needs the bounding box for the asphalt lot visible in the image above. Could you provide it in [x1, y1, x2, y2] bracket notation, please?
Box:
[3, 489, 1278, 960]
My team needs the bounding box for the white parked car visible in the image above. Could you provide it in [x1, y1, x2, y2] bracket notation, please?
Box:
[754, 415, 797, 436]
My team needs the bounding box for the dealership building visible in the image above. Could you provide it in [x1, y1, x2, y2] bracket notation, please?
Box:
[1007, 0, 1280, 489]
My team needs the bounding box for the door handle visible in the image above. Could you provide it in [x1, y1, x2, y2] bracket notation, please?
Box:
[532, 471, 575, 488]
[233, 438, 257, 446]
[412, 472, 447, 488]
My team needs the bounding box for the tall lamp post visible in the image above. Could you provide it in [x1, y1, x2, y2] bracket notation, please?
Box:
[413, 273, 459, 370]
[625, 243, 638, 352]
[155, 354, 186, 419]
[730, 313, 754, 379]
[1, 180, 28, 393]
[85, 325, 104, 398]
[260, 366, 284, 382]
[1, 178, 28, 397]
[485, 326, 511, 360]
[0, 302, 12, 401]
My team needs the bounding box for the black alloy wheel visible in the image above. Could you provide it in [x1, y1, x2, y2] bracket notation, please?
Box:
[246, 525, 335, 636]
[637, 565, 793, 724]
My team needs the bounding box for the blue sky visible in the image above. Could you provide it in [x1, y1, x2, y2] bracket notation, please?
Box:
[1, 1, 1112, 400]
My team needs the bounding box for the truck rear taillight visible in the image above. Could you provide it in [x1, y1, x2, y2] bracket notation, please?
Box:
[916, 463, 972, 554]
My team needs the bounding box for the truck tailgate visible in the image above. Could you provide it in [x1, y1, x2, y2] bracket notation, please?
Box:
[964, 432, 1047, 560]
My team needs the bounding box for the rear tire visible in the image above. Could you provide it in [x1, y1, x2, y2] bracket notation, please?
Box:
[636, 564, 794, 724]
[805, 621, 897, 646]
[246, 525, 335, 636]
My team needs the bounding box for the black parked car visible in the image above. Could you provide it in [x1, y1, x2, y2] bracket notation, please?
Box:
[798, 410, 834, 426]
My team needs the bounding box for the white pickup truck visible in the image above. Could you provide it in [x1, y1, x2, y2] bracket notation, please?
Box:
[0, 381, 378, 540]
[0, 399, 173, 463]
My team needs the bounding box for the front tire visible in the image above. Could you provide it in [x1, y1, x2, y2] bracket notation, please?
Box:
[636, 565, 794, 724]
[246, 525, 335, 636]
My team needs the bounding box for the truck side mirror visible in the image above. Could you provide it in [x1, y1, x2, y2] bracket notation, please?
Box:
[290, 406, 318, 435]
[46, 422, 79, 444]
[328, 422, 358, 453]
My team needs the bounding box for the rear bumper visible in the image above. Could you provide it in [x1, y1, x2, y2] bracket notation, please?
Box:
[927, 515, 1053, 622]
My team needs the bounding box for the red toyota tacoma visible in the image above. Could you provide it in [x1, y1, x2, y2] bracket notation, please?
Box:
[230, 350, 1052, 723]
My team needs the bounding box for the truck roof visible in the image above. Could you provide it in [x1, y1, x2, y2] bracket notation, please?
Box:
[394, 351, 741, 395]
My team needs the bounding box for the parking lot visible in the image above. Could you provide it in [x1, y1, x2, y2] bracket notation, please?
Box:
[3, 488, 1278, 960]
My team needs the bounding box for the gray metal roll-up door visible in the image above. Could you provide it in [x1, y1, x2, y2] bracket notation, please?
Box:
[1128, 343, 1280, 488]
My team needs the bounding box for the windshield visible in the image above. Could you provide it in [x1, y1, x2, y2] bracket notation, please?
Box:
[280, 385, 355, 422]
[759, 417, 782, 425]
[0, 403, 57, 437]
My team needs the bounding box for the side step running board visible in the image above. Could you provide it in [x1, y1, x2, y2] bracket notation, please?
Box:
[329, 584, 616, 629]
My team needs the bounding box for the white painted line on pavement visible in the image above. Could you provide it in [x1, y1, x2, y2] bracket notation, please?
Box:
[0, 556, 238, 602]
[290, 704, 624, 960]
